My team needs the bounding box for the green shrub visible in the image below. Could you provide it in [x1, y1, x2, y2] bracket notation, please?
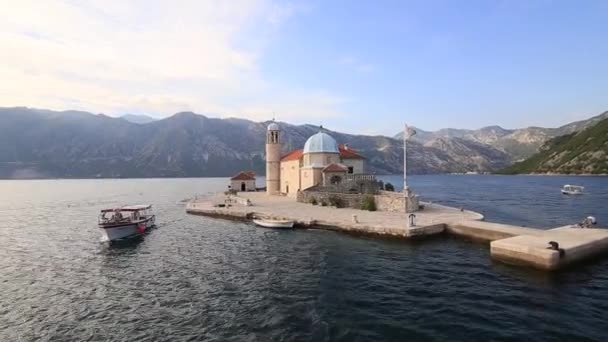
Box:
[384, 183, 395, 192]
[328, 195, 345, 208]
[361, 195, 377, 211]
[309, 197, 318, 205]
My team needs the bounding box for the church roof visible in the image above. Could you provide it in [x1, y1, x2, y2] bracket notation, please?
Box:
[338, 144, 365, 159]
[231, 171, 256, 181]
[303, 132, 339, 154]
[281, 149, 303, 161]
[323, 163, 348, 172]
[280, 145, 365, 162]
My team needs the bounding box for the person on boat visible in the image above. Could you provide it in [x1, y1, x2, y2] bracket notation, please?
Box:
[113, 209, 123, 222]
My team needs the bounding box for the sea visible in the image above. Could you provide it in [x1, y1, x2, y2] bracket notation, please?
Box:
[0, 175, 606, 341]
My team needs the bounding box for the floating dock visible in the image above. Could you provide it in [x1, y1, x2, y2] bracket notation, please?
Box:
[187, 192, 608, 271]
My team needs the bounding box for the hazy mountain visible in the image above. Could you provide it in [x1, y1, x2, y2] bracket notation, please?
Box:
[395, 111, 608, 160]
[0, 107, 512, 178]
[120, 114, 157, 124]
[499, 117, 608, 175]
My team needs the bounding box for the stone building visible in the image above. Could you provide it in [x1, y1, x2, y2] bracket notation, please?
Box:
[265, 122, 281, 195]
[230, 171, 256, 192]
[265, 123, 369, 197]
[264, 121, 419, 212]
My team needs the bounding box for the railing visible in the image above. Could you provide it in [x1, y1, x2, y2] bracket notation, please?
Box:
[344, 174, 376, 182]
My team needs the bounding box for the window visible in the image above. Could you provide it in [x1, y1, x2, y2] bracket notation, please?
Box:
[348, 166, 354, 174]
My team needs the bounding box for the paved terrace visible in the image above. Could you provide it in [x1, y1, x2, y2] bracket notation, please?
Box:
[187, 192, 484, 237]
[187, 192, 608, 271]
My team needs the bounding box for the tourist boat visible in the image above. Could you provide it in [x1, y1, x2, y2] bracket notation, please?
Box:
[98, 204, 156, 241]
[561, 185, 584, 195]
[253, 219, 294, 229]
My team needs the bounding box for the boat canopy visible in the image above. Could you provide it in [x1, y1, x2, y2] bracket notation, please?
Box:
[100, 204, 152, 213]
[563, 185, 584, 190]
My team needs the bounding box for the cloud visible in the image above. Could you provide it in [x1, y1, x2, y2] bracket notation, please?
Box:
[0, 0, 345, 122]
[339, 56, 375, 73]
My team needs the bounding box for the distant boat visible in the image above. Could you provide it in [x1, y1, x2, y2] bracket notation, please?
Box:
[98, 204, 156, 241]
[561, 184, 584, 195]
[253, 219, 294, 229]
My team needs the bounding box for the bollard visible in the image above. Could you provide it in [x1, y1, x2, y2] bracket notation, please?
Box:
[408, 213, 416, 227]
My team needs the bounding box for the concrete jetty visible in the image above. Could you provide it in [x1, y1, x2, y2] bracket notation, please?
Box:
[187, 192, 608, 271]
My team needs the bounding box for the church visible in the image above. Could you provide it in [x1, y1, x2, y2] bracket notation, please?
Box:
[265, 122, 367, 197]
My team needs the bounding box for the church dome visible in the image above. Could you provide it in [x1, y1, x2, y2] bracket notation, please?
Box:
[267, 122, 279, 131]
[303, 132, 339, 154]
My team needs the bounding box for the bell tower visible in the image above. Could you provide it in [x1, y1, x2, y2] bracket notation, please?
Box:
[265, 121, 281, 195]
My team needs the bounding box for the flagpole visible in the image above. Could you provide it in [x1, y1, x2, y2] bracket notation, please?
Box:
[403, 124, 407, 192]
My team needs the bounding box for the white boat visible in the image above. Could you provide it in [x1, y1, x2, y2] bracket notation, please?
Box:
[561, 184, 584, 195]
[98, 204, 156, 241]
[253, 219, 294, 229]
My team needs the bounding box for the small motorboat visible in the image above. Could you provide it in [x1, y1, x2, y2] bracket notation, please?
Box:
[253, 218, 294, 229]
[561, 184, 584, 195]
[98, 204, 156, 241]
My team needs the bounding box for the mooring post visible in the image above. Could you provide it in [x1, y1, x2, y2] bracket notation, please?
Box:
[408, 213, 416, 227]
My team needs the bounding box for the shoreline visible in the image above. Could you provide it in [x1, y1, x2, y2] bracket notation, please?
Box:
[1, 173, 607, 181]
[493, 172, 608, 177]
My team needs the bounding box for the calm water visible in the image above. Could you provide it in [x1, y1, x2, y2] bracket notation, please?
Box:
[0, 175, 607, 341]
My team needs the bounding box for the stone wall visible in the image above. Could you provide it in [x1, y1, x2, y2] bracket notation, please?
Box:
[374, 191, 404, 212]
[306, 178, 382, 195]
[297, 189, 419, 212]
[373, 190, 417, 213]
[297, 190, 365, 209]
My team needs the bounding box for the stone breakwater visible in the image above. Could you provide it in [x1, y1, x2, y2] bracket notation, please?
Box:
[187, 192, 608, 271]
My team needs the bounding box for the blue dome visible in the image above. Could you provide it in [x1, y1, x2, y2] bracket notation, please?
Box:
[303, 132, 339, 154]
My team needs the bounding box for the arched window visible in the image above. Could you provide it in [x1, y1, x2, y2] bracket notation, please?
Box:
[268, 131, 279, 144]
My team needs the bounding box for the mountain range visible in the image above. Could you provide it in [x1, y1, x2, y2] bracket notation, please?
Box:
[396, 111, 608, 161]
[0, 106, 604, 178]
[499, 117, 608, 175]
[120, 114, 157, 124]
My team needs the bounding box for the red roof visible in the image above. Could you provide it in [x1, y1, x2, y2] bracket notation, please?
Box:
[280, 145, 364, 162]
[231, 171, 256, 181]
[339, 144, 365, 159]
[323, 163, 348, 172]
[281, 149, 303, 161]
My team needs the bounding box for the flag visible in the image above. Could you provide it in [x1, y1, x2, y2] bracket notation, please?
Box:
[405, 124, 417, 139]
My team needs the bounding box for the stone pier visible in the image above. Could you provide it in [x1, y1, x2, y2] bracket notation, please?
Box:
[187, 192, 608, 271]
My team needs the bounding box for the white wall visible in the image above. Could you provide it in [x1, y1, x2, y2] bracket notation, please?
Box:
[231, 179, 256, 192]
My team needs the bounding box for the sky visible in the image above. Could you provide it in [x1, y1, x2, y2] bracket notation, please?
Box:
[1, 0, 607, 135]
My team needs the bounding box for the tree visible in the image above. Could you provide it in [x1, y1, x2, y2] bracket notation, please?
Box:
[361, 196, 377, 211]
